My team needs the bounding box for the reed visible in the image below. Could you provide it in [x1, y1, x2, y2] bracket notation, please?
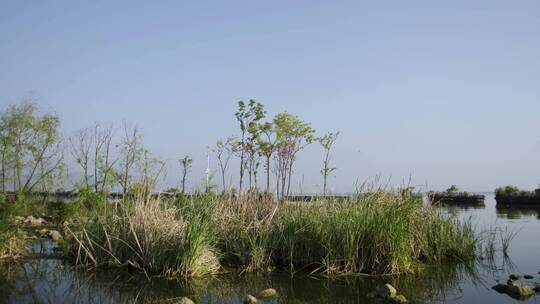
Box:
[213, 191, 477, 275]
[66, 190, 479, 277]
[67, 197, 219, 278]
[0, 197, 27, 260]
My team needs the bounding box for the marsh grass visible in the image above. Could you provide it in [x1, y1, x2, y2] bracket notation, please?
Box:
[0, 199, 28, 260]
[214, 191, 477, 275]
[66, 190, 479, 278]
[67, 196, 219, 278]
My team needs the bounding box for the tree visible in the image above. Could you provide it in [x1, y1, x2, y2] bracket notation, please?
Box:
[234, 100, 265, 194]
[0, 100, 64, 193]
[92, 123, 116, 193]
[117, 123, 142, 198]
[318, 131, 339, 195]
[257, 122, 277, 192]
[69, 127, 92, 189]
[446, 185, 459, 194]
[179, 155, 192, 194]
[273, 112, 315, 199]
[136, 149, 166, 200]
[70, 123, 116, 193]
[211, 136, 236, 192]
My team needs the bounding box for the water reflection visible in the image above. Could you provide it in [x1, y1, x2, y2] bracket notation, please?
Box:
[496, 206, 540, 220]
[0, 258, 487, 304]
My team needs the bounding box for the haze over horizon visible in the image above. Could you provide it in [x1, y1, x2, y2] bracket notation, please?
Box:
[1, 1, 539, 193]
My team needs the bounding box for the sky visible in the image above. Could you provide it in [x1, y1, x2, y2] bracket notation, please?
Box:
[1, 0, 539, 193]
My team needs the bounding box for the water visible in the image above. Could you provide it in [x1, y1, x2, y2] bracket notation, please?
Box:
[1, 194, 539, 303]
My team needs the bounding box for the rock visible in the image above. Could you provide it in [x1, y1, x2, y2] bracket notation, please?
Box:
[38, 229, 49, 237]
[493, 283, 534, 300]
[258, 288, 277, 298]
[24, 216, 45, 227]
[243, 294, 257, 304]
[49, 230, 62, 242]
[509, 274, 521, 281]
[390, 294, 408, 303]
[378, 284, 397, 298]
[533, 286, 540, 292]
[508, 285, 534, 299]
[524, 275, 534, 279]
[506, 279, 514, 286]
[176, 297, 194, 304]
[493, 284, 510, 293]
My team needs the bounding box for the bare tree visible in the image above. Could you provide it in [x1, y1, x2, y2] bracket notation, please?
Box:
[117, 123, 142, 198]
[69, 128, 92, 189]
[135, 149, 166, 201]
[69, 123, 116, 194]
[211, 136, 236, 192]
[179, 155, 192, 194]
[93, 123, 116, 193]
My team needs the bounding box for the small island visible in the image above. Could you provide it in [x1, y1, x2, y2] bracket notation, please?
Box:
[495, 185, 540, 207]
[428, 185, 485, 205]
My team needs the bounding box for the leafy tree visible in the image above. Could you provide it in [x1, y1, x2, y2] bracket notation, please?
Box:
[318, 131, 339, 195]
[0, 100, 63, 193]
[179, 155, 193, 194]
[273, 112, 315, 199]
[257, 122, 277, 192]
[234, 100, 265, 194]
[446, 185, 459, 194]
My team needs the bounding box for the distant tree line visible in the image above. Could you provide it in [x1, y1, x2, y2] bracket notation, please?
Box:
[0, 99, 340, 200]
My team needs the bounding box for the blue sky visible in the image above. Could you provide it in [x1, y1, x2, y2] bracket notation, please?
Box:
[1, 1, 539, 192]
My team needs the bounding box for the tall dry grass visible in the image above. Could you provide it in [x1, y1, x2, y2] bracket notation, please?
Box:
[66, 191, 478, 277]
[67, 198, 219, 278]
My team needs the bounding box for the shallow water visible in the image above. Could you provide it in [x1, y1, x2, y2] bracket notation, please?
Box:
[1, 194, 539, 303]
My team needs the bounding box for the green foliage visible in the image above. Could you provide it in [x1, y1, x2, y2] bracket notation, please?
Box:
[214, 192, 477, 275]
[446, 185, 459, 194]
[0, 100, 63, 193]
[273, 112, 315, 145]
[317, 131, 339, 195]
[495, 185, 534, 197]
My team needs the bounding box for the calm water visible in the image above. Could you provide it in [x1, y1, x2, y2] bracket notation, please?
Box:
[1, 194, 539, 303]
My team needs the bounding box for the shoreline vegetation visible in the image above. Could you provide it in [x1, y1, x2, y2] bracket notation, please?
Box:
[428, 185, 485, 205]
[62, 190, 478, 278]
[0, 99, 528, 297]
[495, 185, 540, 207]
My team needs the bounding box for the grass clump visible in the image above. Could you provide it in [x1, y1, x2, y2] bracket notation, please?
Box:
[0, 195, 28, 259]
[214, 191, 477, 275]
[67, 198, 219, 278]
[66, 190, 478, 278]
